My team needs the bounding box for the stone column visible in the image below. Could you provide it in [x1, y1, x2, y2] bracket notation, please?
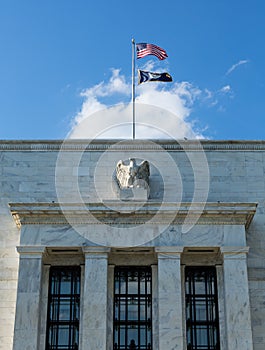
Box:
[216, 264, 226, 350]
[13, 246, 46, 350]
[151, 264, 159, 350]
[155, 247, 184, 350]
[221, 247, 253, 350]
[107, 264, 115, 350]
[39, 264, 50, 350]
[80, 247, 110, 350]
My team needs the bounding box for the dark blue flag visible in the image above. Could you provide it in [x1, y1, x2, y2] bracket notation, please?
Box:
[138, 70, 173, 84]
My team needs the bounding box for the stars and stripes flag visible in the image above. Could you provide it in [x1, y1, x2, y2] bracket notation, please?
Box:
[136, 43, 168, 60]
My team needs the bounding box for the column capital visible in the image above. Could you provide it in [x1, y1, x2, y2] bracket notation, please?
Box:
[82, 246, 110, 258]
[155, 246, 184, 253]
[220, 246, 249, 259]
[155, 246, 184, 259]
[16, 245, 46, 258]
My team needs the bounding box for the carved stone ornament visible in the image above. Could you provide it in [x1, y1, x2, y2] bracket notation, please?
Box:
[116, 158, 150, 189]
[113, 158, 150, 201]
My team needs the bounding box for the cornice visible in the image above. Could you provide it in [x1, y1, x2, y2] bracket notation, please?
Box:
[1, 139, 265, 151]
[9, 202, 257, 229]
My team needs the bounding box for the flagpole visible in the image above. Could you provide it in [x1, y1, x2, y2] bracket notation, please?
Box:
[132, 38, 136, 140]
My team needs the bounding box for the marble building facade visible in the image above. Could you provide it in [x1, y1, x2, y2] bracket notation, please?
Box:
[0, 140, 265, 350]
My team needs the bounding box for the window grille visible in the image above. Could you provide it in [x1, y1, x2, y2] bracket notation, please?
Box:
[185, 267, 220, 350]
[46, 266, 80, 350]
[114, 266, 152, 350]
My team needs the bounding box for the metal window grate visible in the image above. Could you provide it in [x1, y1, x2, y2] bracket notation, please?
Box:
[185, 267, 220, 350]
[114, 266, 152, 350]
[46, 266, 80, 350]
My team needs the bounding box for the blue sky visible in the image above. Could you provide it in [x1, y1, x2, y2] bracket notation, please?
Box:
[0, 0, 265, 140]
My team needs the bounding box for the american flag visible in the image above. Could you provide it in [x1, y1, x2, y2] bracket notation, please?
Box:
[136, 43, 168, 60]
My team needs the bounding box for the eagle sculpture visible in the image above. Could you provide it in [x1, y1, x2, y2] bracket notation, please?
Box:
[116, 158, 150, 189]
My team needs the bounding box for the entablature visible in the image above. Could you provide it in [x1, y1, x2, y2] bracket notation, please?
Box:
[9, 202, 257, 229]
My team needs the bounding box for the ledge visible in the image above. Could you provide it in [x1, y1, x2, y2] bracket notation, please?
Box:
[1, 139, 265, 151]
[9, 202, 257, 229]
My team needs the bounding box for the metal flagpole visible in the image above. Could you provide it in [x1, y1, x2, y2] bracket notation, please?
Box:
[132, 38, 136, 139]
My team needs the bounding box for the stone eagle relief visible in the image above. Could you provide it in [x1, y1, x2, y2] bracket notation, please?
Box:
[116, 158, 150, 190]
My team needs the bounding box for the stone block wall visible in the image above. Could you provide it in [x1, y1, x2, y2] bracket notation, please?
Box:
[0, 140, 265, 349]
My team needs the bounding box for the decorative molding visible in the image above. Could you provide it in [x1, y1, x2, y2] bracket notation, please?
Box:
[9, 202, 257, 229]
[220, 246, 250, 254]
[82, 246, 111, 255]
[16, 245, 46, 257]
[155, 246, 184, 254]
[1, 139, 265, 151]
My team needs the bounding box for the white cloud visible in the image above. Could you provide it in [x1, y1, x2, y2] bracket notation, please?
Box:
[68, 69, 205, 140]
[218, 85, 234, 99]
[204, 89, 213, 100]
[226, 60, 249, 76]
[220, 85, 231, 93]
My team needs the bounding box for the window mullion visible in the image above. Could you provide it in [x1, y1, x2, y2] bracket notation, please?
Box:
[185, 267, 220, 350]
[46, 267, 80, 350]
[56, 272, 61, 348]
[114, 267, 152, 350]
[205, 272, 210, 350]
[69, 273, 73, 348]
[193, 277, 197, 349]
